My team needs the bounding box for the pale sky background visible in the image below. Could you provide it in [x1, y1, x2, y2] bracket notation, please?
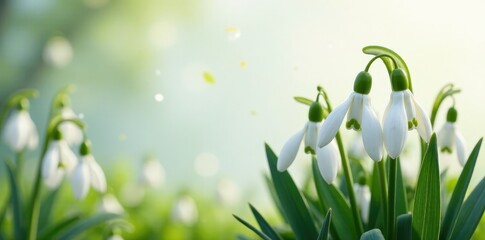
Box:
[3, 0, 485, 204]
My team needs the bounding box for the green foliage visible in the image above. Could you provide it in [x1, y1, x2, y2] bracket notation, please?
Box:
[361, 229, 385, 240]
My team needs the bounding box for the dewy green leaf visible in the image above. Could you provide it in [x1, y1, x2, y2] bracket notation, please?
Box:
[360, 229, 385, 240]
[317, 209, 332, 240]
[233, 214, 272, 240]
[312, 158, 359, 240]
[249, 204, 283, 240]
[397, 214, 412, 240]
[56, 213, 120, 240]
[4, 159, 25, 240]
[265, 144, 318, 240]
[449, 177, 485, 240]
[412, 134, 441, 240]
[440, 138, 482, 240]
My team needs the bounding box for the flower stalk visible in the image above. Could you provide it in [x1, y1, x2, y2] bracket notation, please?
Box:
[388, 157, 398, 240]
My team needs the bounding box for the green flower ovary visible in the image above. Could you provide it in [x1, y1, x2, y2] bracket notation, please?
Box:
[353, 71, 372, 95]
[308, 101, 324, 122]
[391, 68, 409, 92]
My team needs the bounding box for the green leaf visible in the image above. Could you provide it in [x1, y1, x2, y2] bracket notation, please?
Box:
[317, 209, 332, 240]
[412, 134, 441, 240]
[368, 163, 385, 231]
[265, 144, 318, 240]
[249, 204, 283, 240]
[395, 158, 408, 216]
[4, 159, 25, 240]
[38, 214, 81, 240]
[397, 214, 412, 240]
[360, 229, 385, 240]
[294, 96, 313, 106]
[312, 158, 359, 240]
[264, 174, 286, 223]
[362, 46, 410, 81]
[233, 214, 271, 240]
[56, 213, 120, 240]
[38, 188, 61, 232]
[449, 177, 485, 240]
[440, 138, 482, 240]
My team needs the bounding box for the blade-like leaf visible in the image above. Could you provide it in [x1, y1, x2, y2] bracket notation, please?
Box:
[449, 177, 485, 240]
[4, 159, 25, 240]
[362, 46, 410, 81]
[412, 134, 441, 240]
[38, 187, 61, 232]
[440, 138, 482, 240]
[312, 158, 359, 240]
[294, 96, 313, 106]
[368, 163, 385, 231]
[360, 229, 385, 240]
[397, 214, 412, 240]
[265, 144, 318, 239]
[233, 214, 271, 240]
[56, 213, 120, 240]
[264, 174, 286, 223]
[38, 214, 81, 240]
[317, 209, 332, 240]
[249, 204, 283, 240]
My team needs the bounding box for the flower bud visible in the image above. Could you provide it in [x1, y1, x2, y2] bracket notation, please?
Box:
[446, 107, 458, 123]
[390, 68, 409, 91]
[308, 101, 324, 122]
[353, 71, 372, 95]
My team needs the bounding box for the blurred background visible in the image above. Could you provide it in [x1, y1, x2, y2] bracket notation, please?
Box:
[1, 0, 485, 238]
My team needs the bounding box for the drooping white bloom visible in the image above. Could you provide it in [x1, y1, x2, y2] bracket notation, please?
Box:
[139, 157, 165, 188]
[98, 193, 124, 214]
[277, 121, 321, 171]
[2, 109, 38, 151]
[383, 90, 432, 158]
[59, 107, 83, 146]
[42, 139, 77, 188]
[316, 140, 340, 184]
[438, 122, 466, 166]
[317, 92, 383, 161]
[354, 183, 371, 224]
[171, 196, 198, 225]
[71, 154, 107, 199]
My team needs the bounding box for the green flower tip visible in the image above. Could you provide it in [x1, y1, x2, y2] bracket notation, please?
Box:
[80, 140, 92, 156]
[353, 71, 372, 94]
[308, 101, 324, 122]
[56, 94, 71, 109]
[304, 146, 315, 155]
[446, 107, 458, 123]
[17, 98, 29, 111]
[391, 68, 409, 91]
[357, 174, 367, 185]
[52, 127, 63, 140]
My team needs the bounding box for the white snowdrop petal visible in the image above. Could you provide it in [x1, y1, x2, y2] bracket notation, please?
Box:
[42, 142, 60, 179]
[383, 92, 408, 159]
[3, 111, 25, 151]
[71, 160, 90, 200]
[26, 113, 38, 150]
[454, 130, 467, 166]
[99, 194, 124, 214]
[60, 108, 83, 145]
[413, 97, 433, 142]
[403, 90, 416, 128]
[361, 96, 383, 161]
[346, 93, 363, 130]
[438, 122, 454, 151]
[316, 140, 340, 184]
[44, 168, 65, 189]
[59, 141, 78, 173]
[318, 94, 353, 148]
[354, 184, 371, 224]
[277, 124, 307, 171]
[86, 156, 107, 193]
[304, 121, 320, 153]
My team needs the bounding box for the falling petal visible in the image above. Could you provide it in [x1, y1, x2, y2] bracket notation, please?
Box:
[304, 121, 320, 154]
[203, 71, 216, 84]
[277, 124, 307, 171]
[383, 92, 408, 159]
[454, 130, 467, 166]
[318, 93, 353, 148]
[413, 97, 433, 142]
[224, 27, 241, 41]
[71, 160, 90, 200]
[361, 96, 383, 161]
[316, 140, 340, 184]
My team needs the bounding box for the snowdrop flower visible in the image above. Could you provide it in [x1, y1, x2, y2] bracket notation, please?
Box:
[318, 71, 383, 161]
[316, 140, 341, 184]
[171, 195, 198, 225]
[42, 128, 77, 188]
[107, 234, 124, 240]
[277, 101, 324, 171]
[216, 178, 241, 205]
[98, 193, 124, 214]
[383, 69, 432, 159]
[139, 157, 165, 188]
[2, 99, 38, 151]
[71, 140, 107, 199]
[438, 107, 467, 166]
[59, 106, 83, 146]
[354, 182, 371, 224]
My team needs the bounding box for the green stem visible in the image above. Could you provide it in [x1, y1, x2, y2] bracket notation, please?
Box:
[15, 151, 25, 181]
[377, 160, 388, 234]
[388, 157, 398, 240]
[335, 132, 364, 235]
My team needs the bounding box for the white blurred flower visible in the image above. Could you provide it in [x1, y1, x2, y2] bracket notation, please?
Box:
[438, 107, 467, 166]
[316, 140, 340, 184]
[383, 69, 432, 159]
[59, 107, 83, 146]
[42, 136, 77, 189]
[216, 178, 241, 205]
[171, 196, 198, 225]
[98, 194, 124, 215]
[354, 183, 371, 224]
[139, 157, 165, 188]
[71, 142, 107, 199]
[107, 234, 124, 240]
[2, 108, 38, 152]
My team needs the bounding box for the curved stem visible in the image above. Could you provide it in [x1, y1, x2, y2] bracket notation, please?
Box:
[388, 157, 398, 240]
[365, 54, 398, 72]
[377, 160, 388, 234]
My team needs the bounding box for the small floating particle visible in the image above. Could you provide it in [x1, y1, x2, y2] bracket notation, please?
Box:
[239, 61, 247, 69]
[224, 27, 241, 41]
[154, 93, 164, 102]
[203, 71, 216, 84]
